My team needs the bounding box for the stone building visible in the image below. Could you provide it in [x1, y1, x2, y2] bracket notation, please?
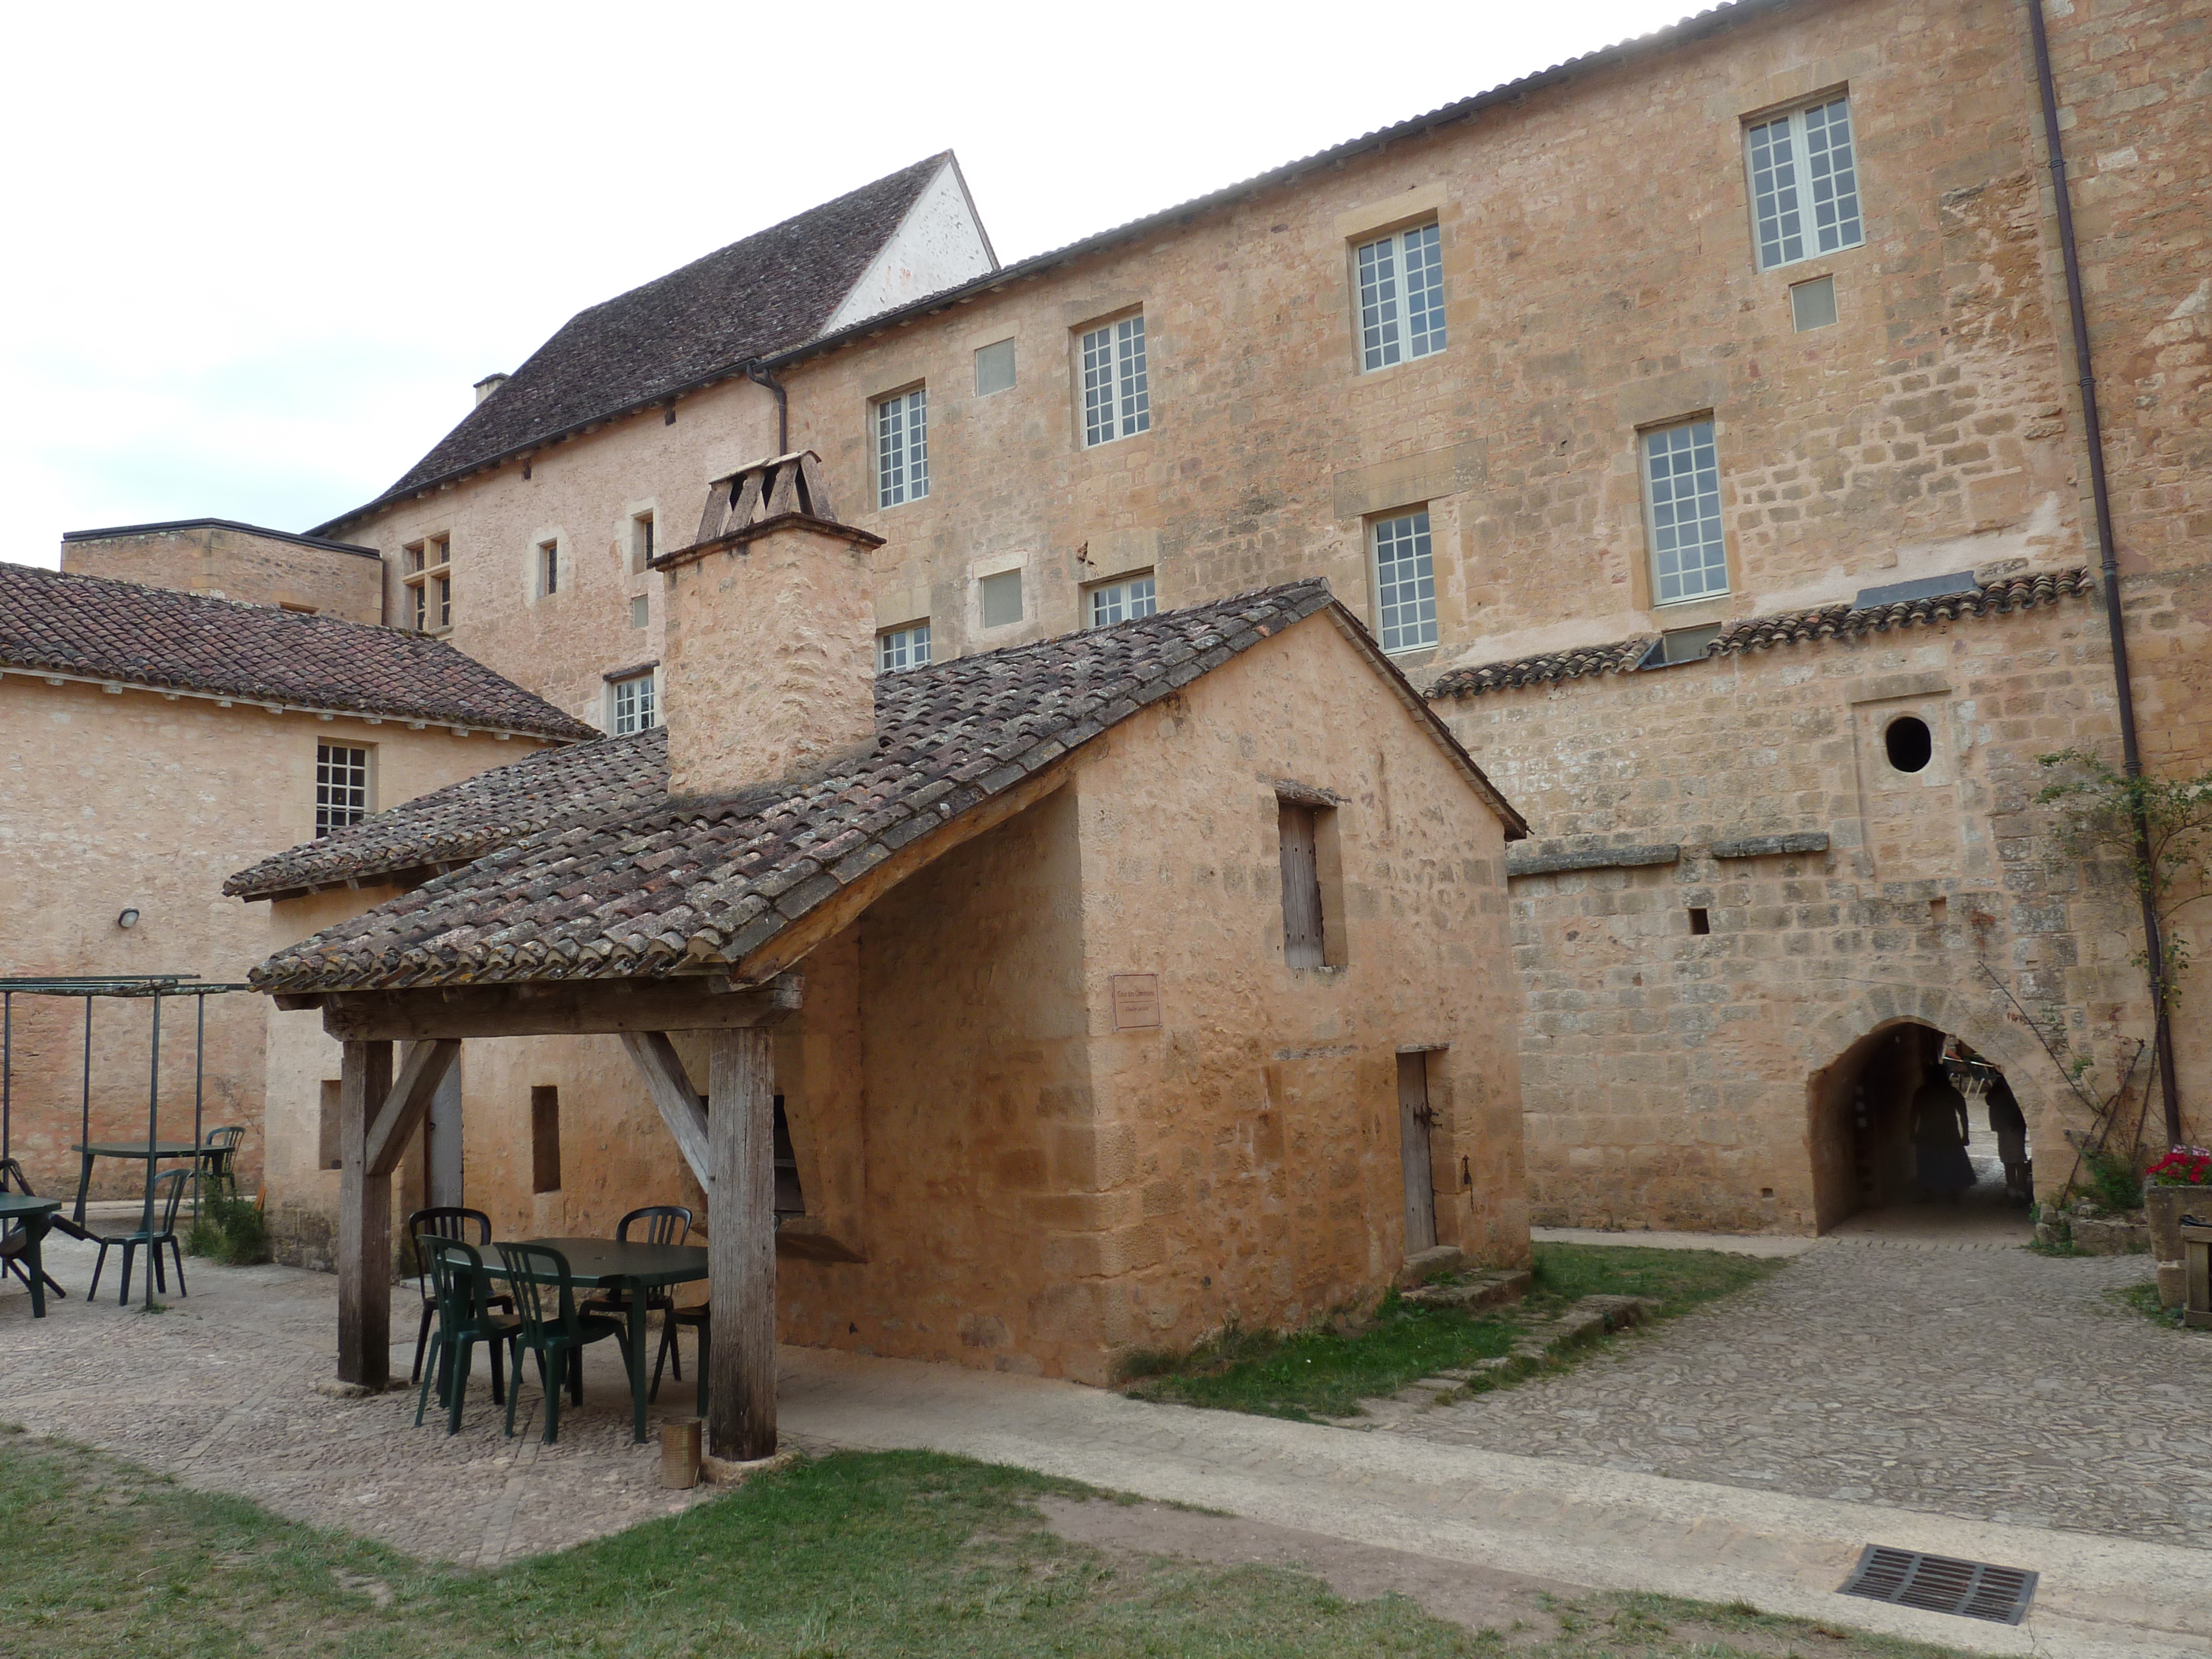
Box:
[299, 0, 2205, 1232]
[237, 463, 1530, 1388]
[0, 558, 593, 1198]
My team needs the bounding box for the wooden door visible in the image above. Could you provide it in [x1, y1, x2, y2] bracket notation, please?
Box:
[1279, 803, 1324, 967]
[1397, 1051, 1437, 1254]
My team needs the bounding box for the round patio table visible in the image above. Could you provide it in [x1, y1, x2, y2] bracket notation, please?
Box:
[69, 1141, 199, 1225]
[0, 1193, 64, 1317]
[494, 1237, 708, 1443]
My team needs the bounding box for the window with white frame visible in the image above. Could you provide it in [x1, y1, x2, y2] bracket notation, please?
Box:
[315, 742, 371, 837]
[1079, 314, 1150, 447]
[1371, 510, 1438, 654]
[404, 536, 450, 633]
[1641, 419, 1730, 603]
[1086, 572, 1156, 627]
[1355, 222, 1446, 371]
[1744, 95, 1863, 271]
[609, 669, 657, 735]
[875, 387, 928, 508]
[878, 621, 931, 671]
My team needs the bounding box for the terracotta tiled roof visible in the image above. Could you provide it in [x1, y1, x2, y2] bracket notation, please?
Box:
[0, 562, 596, 740]
[1428, 567, 2098, 699]
[248, 581, 1519, 993]
[324, 155, 957, 530]
[224, 729, 662, 902]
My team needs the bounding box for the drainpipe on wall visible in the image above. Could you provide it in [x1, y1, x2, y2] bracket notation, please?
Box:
[2026, 0, 2183, 1149]
[745, 361, 789, 456]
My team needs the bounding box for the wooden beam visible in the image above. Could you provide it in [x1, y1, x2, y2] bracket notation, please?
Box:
[365, 1039, 460, 1177]
[620, 1031, 711, 1192]
[337, 1039, 394, 1389]
[708, 1027, 777, 1462]
[318, 974, 803, 1041]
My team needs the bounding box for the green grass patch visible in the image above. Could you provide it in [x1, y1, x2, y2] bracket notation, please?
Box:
[0, 1433, 1966, 1658]
[2105, 1280, 2184, 1328]
[1125, 1244, 1782, 1422]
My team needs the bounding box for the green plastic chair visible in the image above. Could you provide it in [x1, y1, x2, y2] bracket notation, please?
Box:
[196, 1127, 248, 1199]
[413, 1235, 519, 1437]
[88, 1167, 191, 1305]
[495, 1240, 630, 1444]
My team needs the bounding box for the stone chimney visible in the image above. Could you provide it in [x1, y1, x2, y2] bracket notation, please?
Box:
[473, 372, 509, 405]
[653, 451, 886, 798]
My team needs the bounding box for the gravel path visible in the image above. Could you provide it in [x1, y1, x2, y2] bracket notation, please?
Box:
[1381, 1238, 2211, 1548]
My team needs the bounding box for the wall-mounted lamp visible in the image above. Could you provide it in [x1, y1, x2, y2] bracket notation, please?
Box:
[116, 907, 140, 930]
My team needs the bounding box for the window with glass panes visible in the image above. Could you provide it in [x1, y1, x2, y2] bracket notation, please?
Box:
[404, 537, 450, 633]
[315, 743, 370, 837]
[875, 387, 928, 508]
[539, 540, 560, 596]
[1086, 573, 1156, 627]
[1079, 314, 1149, 446]
[1371, 511, 1437, 653]
[878, 622, 931, 672]
[1641, 419, 1730, 603]
[1355, 222, 1446, 371]
[610, 670, 656, 735]
[1744, 95, 1863, 271]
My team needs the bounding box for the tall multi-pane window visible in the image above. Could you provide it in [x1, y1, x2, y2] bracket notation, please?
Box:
[1080, 314, 1150, 447]
[1641, 419, 1730, 603]
[404, 537, 450, 633]
[878, 622, 931, 672]
[1745, 95, 1863, 270]
[1371, 510, 1438, 654]
[315, 743, 370, 837]
[610, 670, 656, 735]
[630, 511, 655, 571]
[875, 387, 928, 508]
[1087, 573, 1156, 627]
[1355, 222, 1447, 371]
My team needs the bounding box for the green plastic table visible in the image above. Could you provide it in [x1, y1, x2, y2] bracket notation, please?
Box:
[69, 1141, 199, 1225]
[494, 1237, 708, 1443]
[0, 1193, 64, 1317]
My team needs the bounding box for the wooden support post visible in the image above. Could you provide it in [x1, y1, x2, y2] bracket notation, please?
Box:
[620, 1031, 711, 1191]
[337, 1039, 394, 1387]
[708, 1027, 776, 1462]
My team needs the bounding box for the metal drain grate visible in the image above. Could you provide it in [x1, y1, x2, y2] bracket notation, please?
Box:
[1838, 1545, 2037, 1625]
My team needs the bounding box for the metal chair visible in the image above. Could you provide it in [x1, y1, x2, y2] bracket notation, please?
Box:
[497, 1241, 630, 1444]
[414, 1235, 518, 1435]
[87, 1168, 191, 1304]
[0, 1158, 70, 1303]
[196, 1126, 248, 1199]
[405, 1207, 511, 1385]
[588, 1204, 692, 1378]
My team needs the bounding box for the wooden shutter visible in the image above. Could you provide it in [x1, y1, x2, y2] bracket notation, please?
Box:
[1279, 803, 1324, 968]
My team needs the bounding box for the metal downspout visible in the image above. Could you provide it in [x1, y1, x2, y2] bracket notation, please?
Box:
[745, 362, 789, 456]
[2026, 0, 2183, 1146]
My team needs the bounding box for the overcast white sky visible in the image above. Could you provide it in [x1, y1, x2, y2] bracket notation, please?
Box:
[0, 0, 1698, 566]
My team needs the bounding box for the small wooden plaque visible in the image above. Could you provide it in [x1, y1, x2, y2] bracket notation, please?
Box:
[1111, 974, 1161, 1030]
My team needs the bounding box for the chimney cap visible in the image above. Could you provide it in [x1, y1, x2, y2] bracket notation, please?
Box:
[655, 450, 883, 571]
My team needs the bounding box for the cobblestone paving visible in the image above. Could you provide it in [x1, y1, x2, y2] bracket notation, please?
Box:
[0, 1237, 831, 1564]
[1378, 1237, 2212, 1548]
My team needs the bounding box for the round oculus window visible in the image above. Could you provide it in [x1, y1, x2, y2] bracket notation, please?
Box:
[1885, 715, 1933, 774]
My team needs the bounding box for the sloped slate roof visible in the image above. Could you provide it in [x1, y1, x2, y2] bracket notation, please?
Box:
[337, 155, 952, 526]
[0, 562, 596, 740]
[1428, 567, 2098, 699]
[225, 728, 664, 901]
[248, 581, 1519, 993]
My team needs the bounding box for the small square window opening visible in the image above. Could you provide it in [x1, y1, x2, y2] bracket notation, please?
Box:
[1371, 510, 1438, 653]
[979, 568, 1024, 629]
[975, 338, 1017, 397]
[1642, 419, 1729, 604]
[1355, 221, 1447, 371]
[1791, 274, 1839, 331]
[315, 743, 370, 837]
[610, 670, 656, 736]
[1087, 572, 1157, 628]
[875, 387, 929, 508]
[1688, 906, 1712, 935]
[1745, 94, 1863, 272]
[878, 622, 932, 672]
[1079, 314, 1150, 446]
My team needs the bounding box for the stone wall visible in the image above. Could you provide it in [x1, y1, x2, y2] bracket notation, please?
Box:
[60, 523, 384, 624]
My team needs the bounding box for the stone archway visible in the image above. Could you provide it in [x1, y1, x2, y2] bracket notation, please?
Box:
[1798, 979, 2072, 1231]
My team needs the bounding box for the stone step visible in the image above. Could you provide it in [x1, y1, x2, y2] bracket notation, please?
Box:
[1397, 1267, 1533, 1313]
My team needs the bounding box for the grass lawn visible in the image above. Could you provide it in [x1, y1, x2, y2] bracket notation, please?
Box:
[1123, 1243, 1783, 1421]
[0, 1428, 1961, 1658]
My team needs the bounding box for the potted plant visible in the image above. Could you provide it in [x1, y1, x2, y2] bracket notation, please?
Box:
[2145, 1146, 2211, 1308]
